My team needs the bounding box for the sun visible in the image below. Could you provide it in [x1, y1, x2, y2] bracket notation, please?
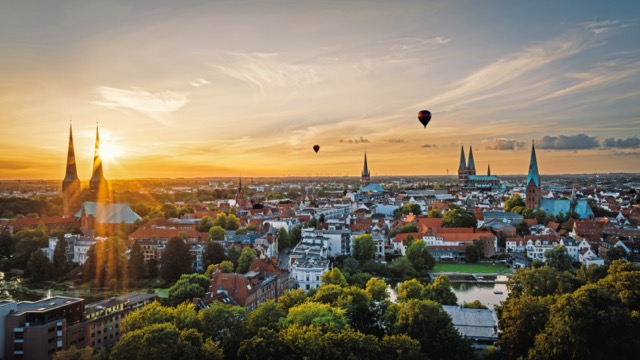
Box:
[99, 141, 122, 162]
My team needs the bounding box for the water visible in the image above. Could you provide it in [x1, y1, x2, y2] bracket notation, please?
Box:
[450, 282, 508, 309]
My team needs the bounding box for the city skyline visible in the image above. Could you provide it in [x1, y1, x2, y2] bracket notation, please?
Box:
[1, 0, 639, 180]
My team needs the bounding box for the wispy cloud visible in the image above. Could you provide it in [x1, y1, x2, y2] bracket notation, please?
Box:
[424, 30, 600, 111]
[215, 52, 321, 94]
[387, 36, 451, 52]
[537, 134, 599, 150]
[484, 138, 526, 150]
[190, 78, 210, 87]
[385, 138, 405, 143]
[582, 19, 630, 35]
[420, 144, 436, 148]
[95, 86, 188, 115]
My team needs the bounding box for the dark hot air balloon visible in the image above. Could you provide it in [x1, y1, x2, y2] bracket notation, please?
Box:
[418, 110, 432, 128]
[313, 145, 320, 153]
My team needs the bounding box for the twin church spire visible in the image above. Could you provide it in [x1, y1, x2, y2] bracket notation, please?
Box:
[62, 124, 110, 217]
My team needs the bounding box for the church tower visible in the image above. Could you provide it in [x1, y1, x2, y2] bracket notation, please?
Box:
[467, 145, 476, 176]
[89, 126, 109, 203]
[525, 142, 541, 209]
[361, 152, 370, 185]
[235, 177, 248, 209]
[457, 145, 467, 185]
[62, 124, 82, 217]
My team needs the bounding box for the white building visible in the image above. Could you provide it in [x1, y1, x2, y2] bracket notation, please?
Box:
[290, 257, 330, 291]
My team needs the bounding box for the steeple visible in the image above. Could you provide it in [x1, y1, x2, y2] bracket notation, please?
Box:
[89, 125, 109, 202]
[467, 145, 476, 172]
[525, 141, 541, 209]
[235, 177, 247, 209]
[526, 142, 540, 187]
[458, 145, 466, 169]
[62, 124, 81, 217]
[361, 151, 370, 185]
[487, 163, 491, 176]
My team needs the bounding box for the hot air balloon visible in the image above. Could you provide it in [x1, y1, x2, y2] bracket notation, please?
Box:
[313, 145, 320, 153]
[418, 110, 432, 128]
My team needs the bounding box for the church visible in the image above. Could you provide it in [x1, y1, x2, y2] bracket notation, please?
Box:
[61, 125, 140, 235]
[457, 145, 500, 190]
[525, 143, 594, 219]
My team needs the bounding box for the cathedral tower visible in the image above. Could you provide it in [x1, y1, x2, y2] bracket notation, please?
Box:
[62, 124, 82, 217]
[457, 145, 467, 185]
[89, 126, 109, 203]
[467, 145, 476, 176]
[361, 152, 370, 185]
[525, 142, 541, 209]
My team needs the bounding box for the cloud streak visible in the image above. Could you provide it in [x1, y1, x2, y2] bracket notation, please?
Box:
[95, 86, 188, 114]
[603, 136, 640, 149]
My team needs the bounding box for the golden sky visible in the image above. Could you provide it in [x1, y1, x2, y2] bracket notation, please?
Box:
[1, 0, 639, 180]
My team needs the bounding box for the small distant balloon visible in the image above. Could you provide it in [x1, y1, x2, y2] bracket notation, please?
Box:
[418, 110, 432, 128]
[313, 144, 320, 153]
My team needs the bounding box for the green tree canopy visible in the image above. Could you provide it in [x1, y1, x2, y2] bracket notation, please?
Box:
[203, 240, 227, 269]
[321, 268, 348, 287]
[544, 245, 574, 271]
[128, 240, 146, 283]
[406, 239, 435, 272]
[504, 195, 526, 212]
[219, 260, 235, 273]
[442, 208, 477, 228]
[365, 277, 389, 302]
[352, 234, 376, 263]
[208, 226, 226, 241]
[167, 273, 210, 306]
[161, 237, 192, 282]
[236, 247, 257, 274]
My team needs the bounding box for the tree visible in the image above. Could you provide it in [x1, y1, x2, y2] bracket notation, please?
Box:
[219, 260, 234, 273]
[462, 300, 488, 309]
[276, 227, 290, 251]
[227, 245, 241, 268]
[497, 294, 555, 359]
[160, 203, 180, 218]
[352, 234, 376, 263]
[289, 225, 302, 246]
[0, 231, 15, 259]
[605, 246, 628, 263]
[397, 279, 425, 302]
[321, 268, 348, 287]
[388, 256, 416, 278]
[246, 301, 285, 334]
[395, 299, 473, 360]
[464, 243, 480, 263]
[52, 346, 95, 360]
[26, 249, 50, 282]
[167, 273, 210, 306]
[53, 236, 68, 279]
[365, 277, 389, 302]
[208, 226, 226, 241]
[544, 245, 574, 271]
[197, 302, 248, 359]
[442, 208, 477, 228]
[83, 236, 129, 289]
[12, 228, 48, 269]
[203, 240, 227, 269]
[236, 247, 257, 274]
[504, 195, 525, 212]
[128, 240, 146, 284]
[147, 258, 159, 278]
[427, 208, 442, 218]
[285, 302, 348, 332]
[406, 240, 435, 272]
[380, 335, 424, 360]
[534, 210, 547, 225]
[277, 289, 307, 313]
[516, 220, 530, 236]
[196, 216, 214, 232]
[422, 275, 457, 305]
[161, 237, 192, 282]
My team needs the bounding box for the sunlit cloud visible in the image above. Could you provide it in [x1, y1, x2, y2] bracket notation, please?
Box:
[484, 138, 526, 151]
[582, 19, 629, 35]
[95, 86, 188, 114]
[339, 137, 370, 144]
[387, 36, 451, 52]
[385, 138, 406, 143]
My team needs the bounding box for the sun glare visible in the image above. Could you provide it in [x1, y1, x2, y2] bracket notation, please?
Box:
[99, 141, 122, 162]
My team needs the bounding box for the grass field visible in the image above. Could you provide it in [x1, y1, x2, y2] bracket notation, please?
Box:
[432, 262, 511, 274]
[154, 288, 170, 298]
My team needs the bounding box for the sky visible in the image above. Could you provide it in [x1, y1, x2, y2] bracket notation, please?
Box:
[1, 0, 639, 180]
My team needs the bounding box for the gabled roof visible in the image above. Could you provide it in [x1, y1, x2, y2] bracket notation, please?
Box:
[76, 202, 141, 224]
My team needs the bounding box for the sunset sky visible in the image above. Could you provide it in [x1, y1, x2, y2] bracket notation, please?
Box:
[1, 0, 639, 180]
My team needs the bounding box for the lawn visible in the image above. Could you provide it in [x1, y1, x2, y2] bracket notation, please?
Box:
[432, 262, 511, 274]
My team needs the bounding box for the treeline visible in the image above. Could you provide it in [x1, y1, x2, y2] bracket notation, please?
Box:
[496, 260, 640, 359]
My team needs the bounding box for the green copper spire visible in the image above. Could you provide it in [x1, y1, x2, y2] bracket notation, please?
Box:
[468, 145, 476, 171]
[526, 142, 540, 187]
[459, 145, 466, 169]
[362, 152, 370, 177]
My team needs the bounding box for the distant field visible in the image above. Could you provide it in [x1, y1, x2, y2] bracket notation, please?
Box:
[432, 262, 511, 274]
[154, 288, 170, 298]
